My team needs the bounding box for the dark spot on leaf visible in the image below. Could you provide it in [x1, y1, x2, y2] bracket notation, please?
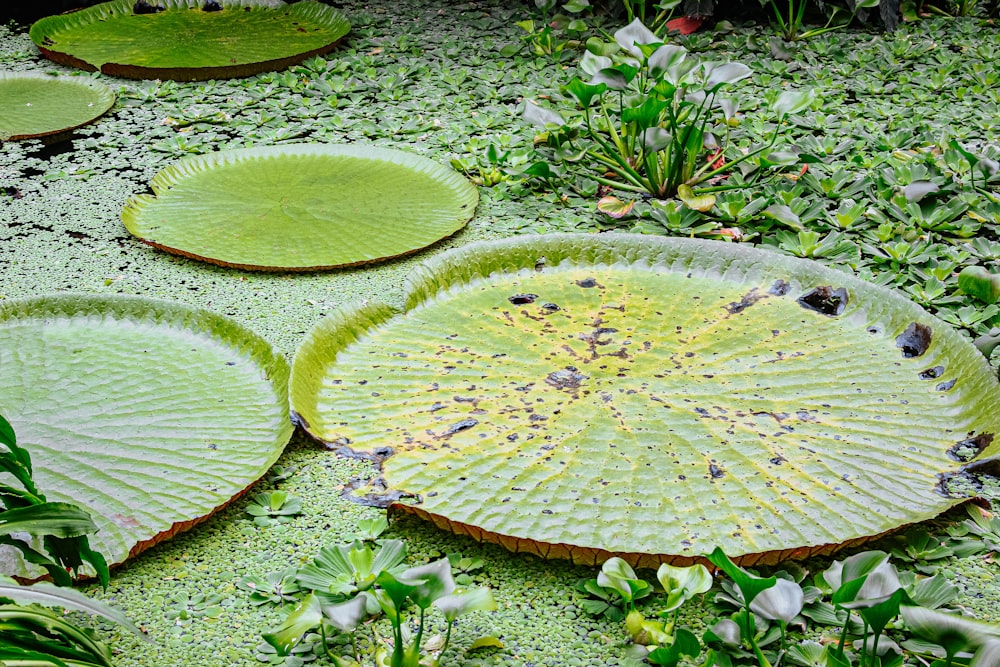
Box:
[576, 278, 598, 288]
[202, 0, 222, 10]
[541, 303, 560, 312]
[936, 379, 957, 392]
[441, 419, 478, 437]
[509, 293, 538, 305]
[919, 366, 945, 380]
[896, 322, 932, 358]
[867, 326, 881, 334]
[725, 288, 767, 314]
[769, 280, 791, 296]
[545, 368, 587, 390]
[133, 0, 165, 13]
[947, 433, 994, 462]
[797, 286, 848, 316]
[709, 464, 725, 479]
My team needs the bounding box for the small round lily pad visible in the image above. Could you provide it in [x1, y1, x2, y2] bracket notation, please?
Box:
[122, 144, 479, 271]
[29, 0, 350, 81]
[0, 72, 115, 141]
[0, 295, 293, 578]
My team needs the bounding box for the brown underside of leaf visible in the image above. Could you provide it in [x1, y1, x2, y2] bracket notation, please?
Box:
[389, 503, 933, 569]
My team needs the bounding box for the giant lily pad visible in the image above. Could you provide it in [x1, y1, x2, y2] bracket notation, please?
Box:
[122, 144, 479, 271]
[0, 295, 292, 578]
[292, 234, 1000, 568]
[29, 0, 350, 81]
[0, 72, 115, 141]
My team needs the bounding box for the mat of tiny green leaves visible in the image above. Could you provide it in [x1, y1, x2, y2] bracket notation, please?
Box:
[2, 1, 1000, 665]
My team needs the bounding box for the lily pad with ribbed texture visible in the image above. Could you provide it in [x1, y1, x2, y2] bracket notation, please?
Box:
[0, 72, 115, 141]
[291, 234, 1000, 568]
[122, 144, 479, 271]
[0, 295, 292, 578]
[29, 0, 349, 81]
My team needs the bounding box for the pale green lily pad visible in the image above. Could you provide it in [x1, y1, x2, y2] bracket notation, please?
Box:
[122, 144, 479, 271]
[0, 295, 292, 578]
[30, 0, 349, 81]
[292, 234, 1000, 568]
[0, 72, 115, 141]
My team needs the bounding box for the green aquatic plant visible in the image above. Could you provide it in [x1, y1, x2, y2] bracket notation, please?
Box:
[263, 538, 496, 667]
[0, 414, 143, 666]
[524, 19, 815, 202]
[0, 577, 143, 667]
[246, 491, 303, 527]
[0, 414, 108, 587]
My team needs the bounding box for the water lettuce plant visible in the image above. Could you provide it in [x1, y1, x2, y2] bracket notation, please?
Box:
[523, 19, 815, 202]
[292, 233, 1000, 567]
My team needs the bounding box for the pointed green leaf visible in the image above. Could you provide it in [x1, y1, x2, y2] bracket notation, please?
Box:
[900, 605, 1000, 657]
[647, 627, 701, 666]
[0, 502, 97, 539]
[564, 78, 607, 108]
[0, 577, 140, 634]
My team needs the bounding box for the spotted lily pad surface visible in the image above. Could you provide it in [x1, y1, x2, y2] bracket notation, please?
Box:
[122, 144, 479, 271]
[0, 72, 115, 141]
[0, 295, 292, 577]
[29, 0, 350, 81]
[292, 234, 1000, 567]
